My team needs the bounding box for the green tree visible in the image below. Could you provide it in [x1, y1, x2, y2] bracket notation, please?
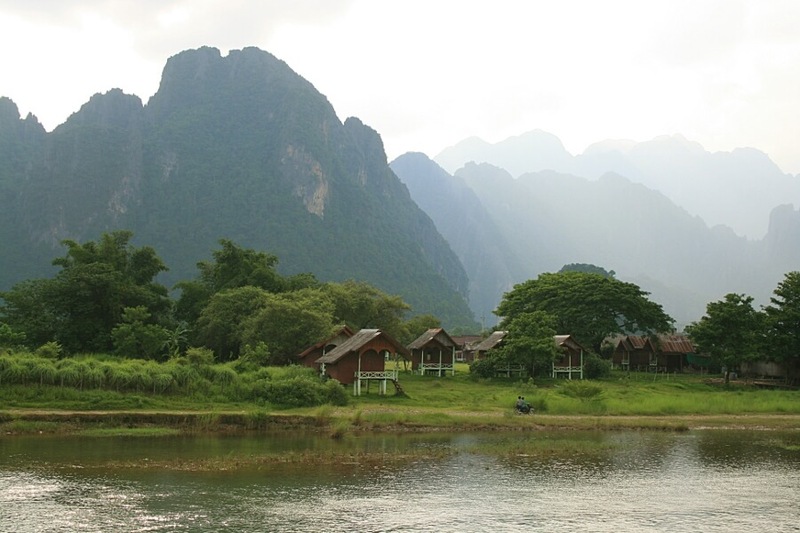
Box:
[241, 288, 336, 365]
[494, 311, 558, 377]
[0, 231, 171, 353]
[686, 293, 765, 383]
[111, 306, 170, 360]
[559, 263, 616, 278]
[496, 271, 673, 353]
[321, 280, 410, 339]
[193, 286, 272, 361]
[764, 271, 800, 377]
[175, 239, 318, 324]
[400, 314, 442, 345]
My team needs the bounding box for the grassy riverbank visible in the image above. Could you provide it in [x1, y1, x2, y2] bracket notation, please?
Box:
[1, 365, 798, 435]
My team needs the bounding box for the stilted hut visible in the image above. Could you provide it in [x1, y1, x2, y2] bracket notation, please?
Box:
[315, 329, 410, 396]
[407, 328, 457, 376]
[613, 335, 655, 371]
[297, 325, 354, 371]
[552, 335, 585, 379]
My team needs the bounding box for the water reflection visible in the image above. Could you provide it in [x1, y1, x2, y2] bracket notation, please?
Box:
[1, 430, 798, 532]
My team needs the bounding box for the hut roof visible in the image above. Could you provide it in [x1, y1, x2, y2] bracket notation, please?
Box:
[475, 331, 507, 351]
[316, 328, 410, 364]
[407, 328, 457, 350]
[297, 325, 354, 359]
[554, 334, 587, 352]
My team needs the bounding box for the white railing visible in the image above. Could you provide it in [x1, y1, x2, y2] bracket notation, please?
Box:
[355, 370, 398, 380]
[419, 363, 454, 371]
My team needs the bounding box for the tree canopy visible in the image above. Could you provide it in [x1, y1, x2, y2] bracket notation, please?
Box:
[686, 293, 765, 383]
[0, 231, 172, 354]
[494, 311, 559, 377]
[495, 271, 673, 353]
[763, 271, 800, 368]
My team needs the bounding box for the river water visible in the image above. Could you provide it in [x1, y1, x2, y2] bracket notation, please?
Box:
[1, 429, 798, 532]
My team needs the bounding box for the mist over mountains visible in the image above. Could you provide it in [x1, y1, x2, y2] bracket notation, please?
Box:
[435, 130, 800, 240]
[392, 137, 800, 327]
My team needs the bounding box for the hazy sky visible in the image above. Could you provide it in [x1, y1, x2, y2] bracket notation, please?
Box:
[1, 0, 798, 174]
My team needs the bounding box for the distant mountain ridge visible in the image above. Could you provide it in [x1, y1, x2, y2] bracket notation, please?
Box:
[0, 47, 476, 329]
[435, 131, 800, 239]
[392, 153, 798, 327]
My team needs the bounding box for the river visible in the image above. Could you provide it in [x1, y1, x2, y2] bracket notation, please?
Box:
[1, 429, 798, 532]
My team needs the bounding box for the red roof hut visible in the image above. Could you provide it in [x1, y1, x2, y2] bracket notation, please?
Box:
[407, 328, 458, 376]
[315, 329, 410, 395]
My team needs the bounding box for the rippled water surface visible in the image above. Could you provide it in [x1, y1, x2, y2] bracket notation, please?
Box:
[1, 430, 798, 532]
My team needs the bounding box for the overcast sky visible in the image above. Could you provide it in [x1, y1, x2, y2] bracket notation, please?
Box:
[1, 0, 798, 174]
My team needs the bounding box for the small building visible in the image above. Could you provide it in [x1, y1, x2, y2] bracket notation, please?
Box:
[452, 335, 483, 362]
[653, 334, 696, 373]
[473, 331, 507, 360]
[613, 335, 655, 371]
[552, 335, 586, 379]
[315, 328, 410, 395]
[407, 328, 457, 376]
[297, 325, 354, 370]
[612, 334, 697, 373]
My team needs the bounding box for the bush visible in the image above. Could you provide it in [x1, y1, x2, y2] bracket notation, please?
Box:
[35, 342, 62, 360]
[469, 358, 496, 379]
[257, 375, 348, 408]
[584, 353, 612, 379]
[559, 380, 604, 402]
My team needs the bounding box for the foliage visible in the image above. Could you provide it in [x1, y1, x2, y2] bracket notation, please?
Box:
[241, 288, 336, 365]
[686, 293, 765, 383]
[469, 358, 497, 379]
[193, 286, 272, 360]
[0, 322, 26, 349]
[175, 239, 317, 324]
[764, 271, 800, 368]
[400, 314, 442, 345]
[34, 341, 62, 360]
[0, 231, 172, 354]
[321, 280, 411, 340]
[495, 271, 674, 353]
[559, 380, 605, 402]
[112, 306, 170, 359]
[583, 353, 612, 379]
[559, 263, 616, 278]
[494, 311, 558, 378]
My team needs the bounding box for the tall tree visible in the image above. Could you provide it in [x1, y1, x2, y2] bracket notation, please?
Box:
[175, 239, 317, 324]
[686, 293, 765, 383]
[495, 311, 559, 377]
[0, 231, 171, 353]
[764, 271, 800, 377]
[321, 280, 411, 340]
[241, 288, 336, 365]
[495, 271, 673, 353]
[193, 286, 272, 361]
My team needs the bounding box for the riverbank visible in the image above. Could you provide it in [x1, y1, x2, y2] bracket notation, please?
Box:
[1, 367, 798, 436]
[2, 407, 799, 437]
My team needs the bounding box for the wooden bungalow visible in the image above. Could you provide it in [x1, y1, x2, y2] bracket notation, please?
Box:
[452, 335, 483, 363]
[473, 331, 526, 377]
[473, 331, 507, 360]
[552, 335, 586, 379]
[297, 325, 354, 371]
[612, 334, 697, 373]
[315, 328, 411, 396]
[651, 334, 696, 373]
[613, 335, 656, 371]
[407, 328, 457, 376]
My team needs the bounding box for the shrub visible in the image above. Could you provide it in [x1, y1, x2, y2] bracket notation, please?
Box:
[559, 380, 604, 402]
[584, 353, 612, 379]
[469, 358, 496, 379]
[35, 342, 62, 360]
[256, 374, 348, 408]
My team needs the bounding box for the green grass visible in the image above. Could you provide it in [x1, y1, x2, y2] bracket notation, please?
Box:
[1, 364, 797, 433]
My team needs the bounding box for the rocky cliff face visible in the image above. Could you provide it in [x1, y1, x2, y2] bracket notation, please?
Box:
[0, 47, 475, 329]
